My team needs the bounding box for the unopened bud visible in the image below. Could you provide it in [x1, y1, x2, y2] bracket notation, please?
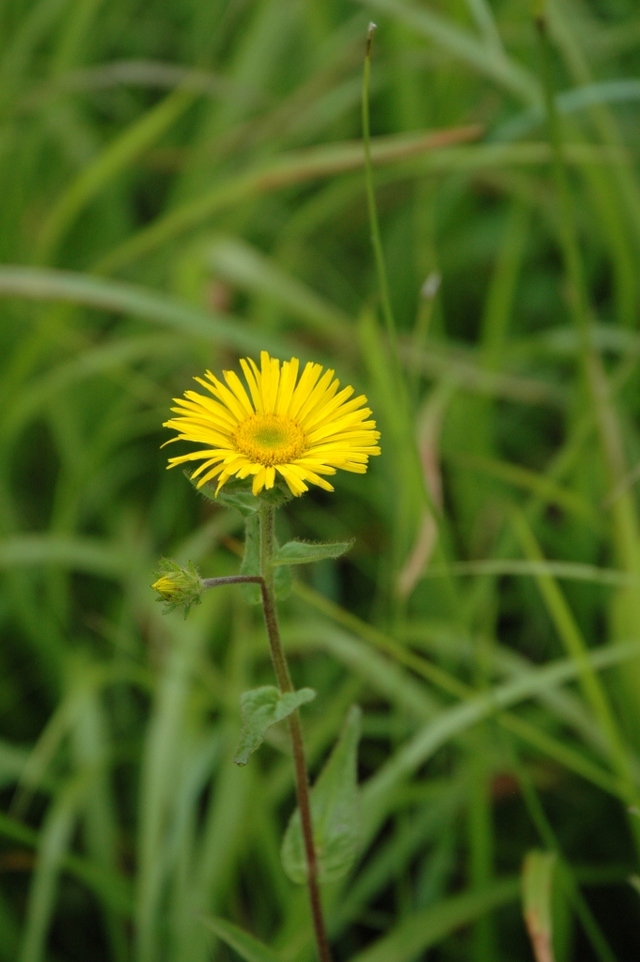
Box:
[151, 558, 203, 616]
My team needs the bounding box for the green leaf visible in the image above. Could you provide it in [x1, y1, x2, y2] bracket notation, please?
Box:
[234, 686, 316, 766]
[36, 90, 196, 262]
[348, 878, 519, 962]
[237, 516, 292, 603]
[201, 914, 285, 962]
[273, 540, 354, 566]
[359, 0, 539, 107]
[281, 705, 361, 884]
[207, 236, 352, 342]
[522, 850, 557, 962]
[273, 563, 292, 601]
[91, 129, 480, 275]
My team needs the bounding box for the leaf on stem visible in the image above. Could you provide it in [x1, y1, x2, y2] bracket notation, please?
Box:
[273, 563, 293, 600]
[234, 686, 316, 766]
[281, 704, 362, 884]
[273, 540, 354, 566]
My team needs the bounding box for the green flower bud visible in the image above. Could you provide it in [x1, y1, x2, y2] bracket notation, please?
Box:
[151, 559, 203, 616]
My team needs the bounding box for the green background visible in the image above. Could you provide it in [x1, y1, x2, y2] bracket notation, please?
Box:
[2, 0, 640, 958]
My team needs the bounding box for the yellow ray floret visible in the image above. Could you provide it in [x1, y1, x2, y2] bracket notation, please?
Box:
[162, 352, 381, 497]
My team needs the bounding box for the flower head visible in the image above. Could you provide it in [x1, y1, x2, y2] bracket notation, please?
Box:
[163, 351, 381, 497]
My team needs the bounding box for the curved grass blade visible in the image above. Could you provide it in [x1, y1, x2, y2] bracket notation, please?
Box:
[92, 126, 481, 274]
[200, 915, 284, 962]
[19, 771, 91, 962]
[0, 534, 125, 577]
[358, 0, 539, 106]
[0, 266, 285, 355]
[362, 639, 640, 839]
[522, 851, 557, 962]
[348, 877, 520, 962]
[35, 88, 195, 262]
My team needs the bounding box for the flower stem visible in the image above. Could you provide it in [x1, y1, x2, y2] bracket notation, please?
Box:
[362, 21, 397, 365]
[258, 501, 333, 962]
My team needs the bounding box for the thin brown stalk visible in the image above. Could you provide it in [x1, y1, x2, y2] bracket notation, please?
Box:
[258, 502, 333, 962]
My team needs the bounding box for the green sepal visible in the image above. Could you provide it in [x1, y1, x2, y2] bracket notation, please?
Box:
[184, 470, 259, 516]
[234, 686, 316, 766]
[183, 469, 293, 513]
[273, 540, 354, 566]
[215, 487, 260, 516]
[258, 482, 294, 508]
[240, 516, 292, 603]
[281, 705, 362, 884]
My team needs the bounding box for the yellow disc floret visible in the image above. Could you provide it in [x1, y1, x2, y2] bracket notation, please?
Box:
[233, 413, 308, 465]
[162, 351, 381, 497]
[151, 575, 177, 600]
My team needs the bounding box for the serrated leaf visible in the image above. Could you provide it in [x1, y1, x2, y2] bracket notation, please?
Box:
[273, 540, 354, 566]
[234, 686, 316, 765]
[281, 705, 361, 884]
[201, 914, 285, 962]
[522, 850, 557, 962]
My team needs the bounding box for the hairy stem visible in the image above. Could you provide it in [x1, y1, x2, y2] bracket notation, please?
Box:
[258, 502, 333, 962]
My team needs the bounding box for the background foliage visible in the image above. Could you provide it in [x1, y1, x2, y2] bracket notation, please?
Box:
[2, 0, 640, 959]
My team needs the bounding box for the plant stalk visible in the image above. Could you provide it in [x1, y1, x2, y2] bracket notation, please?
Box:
[362, 22, 398, 363]
[258, 501, 333, 962]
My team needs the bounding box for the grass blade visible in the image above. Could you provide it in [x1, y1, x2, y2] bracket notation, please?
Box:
[200, 915, 285, 962]
[348, 878, 520, 962]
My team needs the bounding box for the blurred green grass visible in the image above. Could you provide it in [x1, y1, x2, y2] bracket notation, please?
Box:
[2, 0, 640, 959]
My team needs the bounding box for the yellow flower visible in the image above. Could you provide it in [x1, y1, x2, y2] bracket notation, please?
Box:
[163, 351, 381, 497]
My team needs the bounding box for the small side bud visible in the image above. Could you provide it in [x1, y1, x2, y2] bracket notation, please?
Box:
[151, 558, 203, 617]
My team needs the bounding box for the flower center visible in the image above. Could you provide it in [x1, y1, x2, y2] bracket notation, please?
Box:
[233, 414, 307, 466]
